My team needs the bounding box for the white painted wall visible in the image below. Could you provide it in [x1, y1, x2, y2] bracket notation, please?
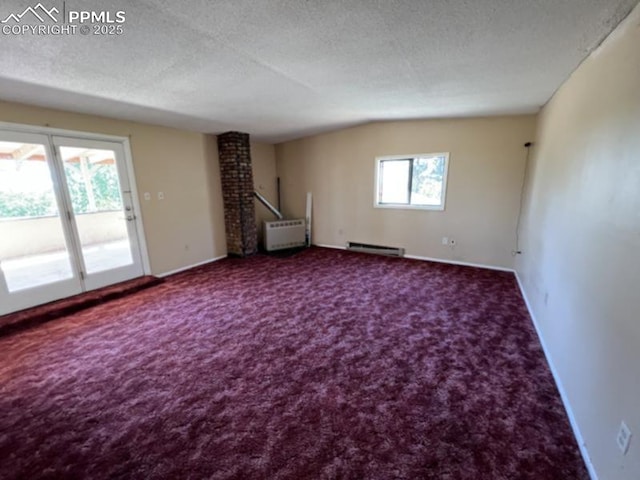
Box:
[251, 142, 278, 246]
[516, 5, 640, 479]
[276, 115, 536, 269]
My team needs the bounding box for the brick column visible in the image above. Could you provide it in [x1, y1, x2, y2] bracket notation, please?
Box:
[217, 132, 258, 256]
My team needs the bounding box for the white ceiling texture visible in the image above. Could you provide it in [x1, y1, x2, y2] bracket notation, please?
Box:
[0, 0, 637, 142]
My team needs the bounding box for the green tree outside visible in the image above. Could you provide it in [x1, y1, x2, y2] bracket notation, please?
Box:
[0, 162, 122, 219]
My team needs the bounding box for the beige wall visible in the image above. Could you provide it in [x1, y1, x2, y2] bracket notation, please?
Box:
[0, 100, 227, 274]
[516, 5, 640, 480]
[276, 115, 536, 268]
[251, 142, 278, 246]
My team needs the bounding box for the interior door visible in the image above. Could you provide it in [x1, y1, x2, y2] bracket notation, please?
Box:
[52, 137, 144, 292]
[0, 131, 83, 315]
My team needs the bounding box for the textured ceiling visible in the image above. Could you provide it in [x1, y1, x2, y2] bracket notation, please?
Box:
[0, 0, 637, 142]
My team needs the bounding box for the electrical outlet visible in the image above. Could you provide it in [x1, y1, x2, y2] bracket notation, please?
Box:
[143, 192, 151, 201]
[616, 421, 632, 455]
[158, 192, 165, 200]
[442, 237, 448, 245]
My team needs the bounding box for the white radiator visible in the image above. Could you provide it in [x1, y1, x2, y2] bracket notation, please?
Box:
[264, 219, 306, 251]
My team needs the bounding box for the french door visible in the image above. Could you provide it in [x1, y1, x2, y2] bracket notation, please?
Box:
[0, 129, 145, 315]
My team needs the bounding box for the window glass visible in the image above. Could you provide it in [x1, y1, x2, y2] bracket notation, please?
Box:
[379, 159, 410, 204]
[376, 153, 449, 210]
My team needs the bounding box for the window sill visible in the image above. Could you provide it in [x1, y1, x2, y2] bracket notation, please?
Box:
[374, 203, 445, 211]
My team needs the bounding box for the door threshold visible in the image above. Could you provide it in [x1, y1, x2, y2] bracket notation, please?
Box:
[0, 276, 163, 337]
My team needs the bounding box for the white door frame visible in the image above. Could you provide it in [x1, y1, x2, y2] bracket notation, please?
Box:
[52, 136, 146, 290]
[0, 122, 151, 314]
[0, 121, 151, 276]
[0, 129, 83, 313]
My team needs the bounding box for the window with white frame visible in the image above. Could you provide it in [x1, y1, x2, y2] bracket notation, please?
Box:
[375, 153, 449, 210]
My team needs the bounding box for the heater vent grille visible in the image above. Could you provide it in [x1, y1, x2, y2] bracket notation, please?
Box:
[347, 242, 405, 257]
[264, 220, 306, 251]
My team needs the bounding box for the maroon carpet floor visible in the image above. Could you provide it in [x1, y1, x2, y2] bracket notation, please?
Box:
[0, 275, 163, 337]
[0, 247, 588, 479]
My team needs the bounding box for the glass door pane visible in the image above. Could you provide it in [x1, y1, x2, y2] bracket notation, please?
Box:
[0, 130, 146, 315]
[0, 131, 82, 315]
[57, 146, 134, 274]
[0, 141, 75, 291]
[53, 137, 144, 292]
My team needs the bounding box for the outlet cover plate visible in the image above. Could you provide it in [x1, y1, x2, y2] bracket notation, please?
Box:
[617, 421, 632, 455]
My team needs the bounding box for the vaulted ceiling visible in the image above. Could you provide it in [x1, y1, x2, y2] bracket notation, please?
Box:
[0, 0, 637, 142]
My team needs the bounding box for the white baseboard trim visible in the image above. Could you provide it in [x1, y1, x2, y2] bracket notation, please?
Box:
[314, 243, 513, 272]
[514, 272, 598, 480]
[157, 255, 227, 278]
[313, 243, 347, 250]
[404, 254, 514, 272]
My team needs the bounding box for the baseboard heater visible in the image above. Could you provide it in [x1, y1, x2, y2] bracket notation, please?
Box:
[264, 220, 306, 251]
[347, 242, 405, 257]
